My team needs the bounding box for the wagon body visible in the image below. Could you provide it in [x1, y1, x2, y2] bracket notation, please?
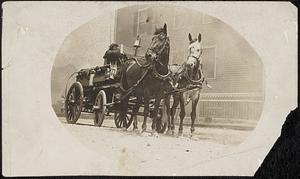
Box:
[64, 63, 167, 132]
[76, 65, 120, 113]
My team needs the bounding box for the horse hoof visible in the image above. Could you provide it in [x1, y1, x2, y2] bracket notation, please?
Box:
[140, 132, 150, 137]
[152, 132, 159, 138]
[190, 134, 197, 140]
[141, 125, 147, 131]
[141, 128, 147, 133]
[140, 128, 147, 135]
[177, 133, 183, 138]
[166, 129, 172, 135]
[178, 135, 184, 140]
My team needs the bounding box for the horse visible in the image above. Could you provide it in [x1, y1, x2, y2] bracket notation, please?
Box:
[164, 33, 210, 137]
[119, 23, 172, 136]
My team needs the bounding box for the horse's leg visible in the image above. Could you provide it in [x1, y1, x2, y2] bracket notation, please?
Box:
[132, 115, 138, 131]
[151, 93, 163, 136]
[178, 93, 186, 136]
[190, 92, 200, 137]
[133, 96, 141, 131]
[141, 91, 150, 133]
[119, 94, 129, 130]
[164, 95, 172, 135]
[170, 94, 180, 135]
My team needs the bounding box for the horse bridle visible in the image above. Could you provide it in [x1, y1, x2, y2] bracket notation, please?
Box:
[146, 36, 171, 80]
[183, 55, 204, 85]
[146, 36, 169, 64]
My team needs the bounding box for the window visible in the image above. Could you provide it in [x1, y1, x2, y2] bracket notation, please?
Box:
[202, 46, 217, 79]
[173, 9, 187, 29]
[137, 8, 152, 35]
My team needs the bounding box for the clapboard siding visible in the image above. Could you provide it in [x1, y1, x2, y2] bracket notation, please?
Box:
[115, 5, 264, 122]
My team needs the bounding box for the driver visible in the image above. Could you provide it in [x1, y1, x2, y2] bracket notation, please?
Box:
[103, 43, 127, 80]
[103, 43, 124, 66]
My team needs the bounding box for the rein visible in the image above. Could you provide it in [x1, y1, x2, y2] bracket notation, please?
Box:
[183, 56, 204, 85]
[118, 59, 172, 101]
[146, 37, 169, 62]
[146, 37, 171, 80]
[152, 61, 171, 80]
[131, 58, 151, 68]
[118, 35, 172, 99]
[184, 69, 204, 85]
[119, 68, 150, 101]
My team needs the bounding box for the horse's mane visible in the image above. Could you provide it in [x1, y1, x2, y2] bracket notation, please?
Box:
[154, 28, 164, 35]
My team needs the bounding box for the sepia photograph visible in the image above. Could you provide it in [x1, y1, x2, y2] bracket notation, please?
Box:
[2, 1, 298, 176]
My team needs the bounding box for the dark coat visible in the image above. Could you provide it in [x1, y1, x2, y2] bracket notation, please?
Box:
[103, 49, 123, 66]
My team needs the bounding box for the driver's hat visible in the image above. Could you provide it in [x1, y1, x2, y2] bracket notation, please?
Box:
[109, 43, 119, 50]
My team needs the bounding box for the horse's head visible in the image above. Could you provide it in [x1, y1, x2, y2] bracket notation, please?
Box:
[145, 23, 170, 64]
[185, 33, 203, 79]
[186, 33, 202, 69]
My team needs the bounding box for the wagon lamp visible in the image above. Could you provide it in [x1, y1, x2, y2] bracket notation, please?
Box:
[120, 44, 124, 54]
[133, 35, 141, 56]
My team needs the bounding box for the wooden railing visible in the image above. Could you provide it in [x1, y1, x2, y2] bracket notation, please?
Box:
[172, 93, 264, 122]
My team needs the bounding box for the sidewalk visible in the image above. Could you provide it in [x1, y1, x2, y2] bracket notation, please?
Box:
[179, 117, 257, 131]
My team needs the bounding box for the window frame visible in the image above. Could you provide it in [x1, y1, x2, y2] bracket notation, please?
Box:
[201, 45, 217, 80]
[137, 7, 150, 35]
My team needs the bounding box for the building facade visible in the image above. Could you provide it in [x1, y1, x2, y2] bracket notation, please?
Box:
[114, 5, 264, 123]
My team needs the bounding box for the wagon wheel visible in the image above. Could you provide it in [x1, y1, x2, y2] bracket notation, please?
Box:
[65, 82, 83, 124]
[94, 90, 107, 127]
[114, 112, 134, 128]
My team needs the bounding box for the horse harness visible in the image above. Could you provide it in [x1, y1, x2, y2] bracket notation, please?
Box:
[183, 56, 205, 85]
[119, 53, 205, 100]
[164, 56, 205, 96]
[118, 37, 172, 101]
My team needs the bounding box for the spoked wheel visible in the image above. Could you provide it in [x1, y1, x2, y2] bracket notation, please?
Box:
[94, 90, 106, 127]
[65, 82, 83, 124]
[114, 112, 134, 129]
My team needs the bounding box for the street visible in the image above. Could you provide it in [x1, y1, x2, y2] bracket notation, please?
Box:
[58, 115, 252, 175]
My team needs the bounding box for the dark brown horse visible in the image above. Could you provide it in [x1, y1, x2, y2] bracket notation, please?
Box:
[119, 23, 171, 136]
[165, 33, 211, 137]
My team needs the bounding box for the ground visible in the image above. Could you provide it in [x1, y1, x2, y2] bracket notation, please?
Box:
[58, 115, 253, 175]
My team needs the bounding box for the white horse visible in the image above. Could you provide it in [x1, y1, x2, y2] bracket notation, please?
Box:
[165, 33, 211, 137]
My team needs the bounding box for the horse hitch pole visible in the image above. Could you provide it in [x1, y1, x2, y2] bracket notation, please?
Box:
[164, 84, 202, 96]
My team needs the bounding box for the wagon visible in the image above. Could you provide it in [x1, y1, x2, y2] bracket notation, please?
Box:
[64, 61, 167, 133]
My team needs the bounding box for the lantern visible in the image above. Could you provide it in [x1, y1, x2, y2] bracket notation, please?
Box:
[133, 35, 141, 48]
